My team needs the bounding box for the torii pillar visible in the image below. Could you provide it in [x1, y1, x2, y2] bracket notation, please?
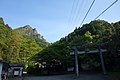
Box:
[74, 47, 79, 76]
[98, 45, 106, 74]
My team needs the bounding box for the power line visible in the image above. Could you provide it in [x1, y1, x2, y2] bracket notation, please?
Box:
[94, 0, 118, 20]
[79, 0, 95, 27]
[68, 0, 76, 27]
[70, 0, 80, 28]
[71, 0, 80, 27]
[77, 0, 89, 27]
[72, 0, 84, 27]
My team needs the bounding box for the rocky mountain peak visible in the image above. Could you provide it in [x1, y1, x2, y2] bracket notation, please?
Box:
[16, 25, 46, 42]
[23, 25, 32, 29]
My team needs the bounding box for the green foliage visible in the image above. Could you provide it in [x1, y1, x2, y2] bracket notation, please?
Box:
[0, 18, 21, 62]
[0, 18, 46, 67]
[33, 42, 71, 64]
[19, 35, 42, 67]
[33, 19, 120, 73]
[60, 20, 113, 45]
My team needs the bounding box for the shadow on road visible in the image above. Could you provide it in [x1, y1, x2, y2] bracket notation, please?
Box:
[16, 73, 112, 80]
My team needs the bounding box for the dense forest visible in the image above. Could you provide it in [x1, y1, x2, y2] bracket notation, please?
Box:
[0, 18, 48, 67]
[0, 18, 120, 74]
[32, 19, 120, 74]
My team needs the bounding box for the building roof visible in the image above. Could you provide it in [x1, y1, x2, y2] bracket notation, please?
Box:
[10, 64, 24, 67]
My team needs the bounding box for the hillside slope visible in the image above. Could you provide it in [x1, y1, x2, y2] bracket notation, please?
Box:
[15, 25, 49, 47]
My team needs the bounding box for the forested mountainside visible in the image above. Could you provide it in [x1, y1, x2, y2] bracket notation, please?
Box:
[59, 20, 120, 46]
[33, 20, 120, 74]
[1, 17, 120, 73]
[15, 25, 49, 47]
[0, 17, 48, 65]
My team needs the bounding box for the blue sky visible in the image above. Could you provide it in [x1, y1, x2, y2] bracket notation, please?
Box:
[0, 0, 120, 43]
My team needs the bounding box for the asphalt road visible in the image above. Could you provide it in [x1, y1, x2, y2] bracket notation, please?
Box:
[22, 74, 112, 80]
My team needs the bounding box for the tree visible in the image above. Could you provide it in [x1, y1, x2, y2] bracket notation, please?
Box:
[0, 18, 22, 62]
[19, 35, 42, 67]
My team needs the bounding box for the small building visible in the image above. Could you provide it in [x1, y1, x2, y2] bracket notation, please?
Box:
[10, 64, 24, 77]
[0, 60, 10, 80]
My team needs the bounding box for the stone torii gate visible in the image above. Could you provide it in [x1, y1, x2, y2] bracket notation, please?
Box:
[69, 44, 107, 76]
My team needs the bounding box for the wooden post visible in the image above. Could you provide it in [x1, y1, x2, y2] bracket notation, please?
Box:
[98, 45, 106, 74]
[74, 47, 79, 76]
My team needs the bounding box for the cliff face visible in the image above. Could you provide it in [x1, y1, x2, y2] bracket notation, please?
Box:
[15, 25, 46, 42]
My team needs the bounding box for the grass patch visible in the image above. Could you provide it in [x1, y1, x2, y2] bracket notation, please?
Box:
[108, 72, 120, 80]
